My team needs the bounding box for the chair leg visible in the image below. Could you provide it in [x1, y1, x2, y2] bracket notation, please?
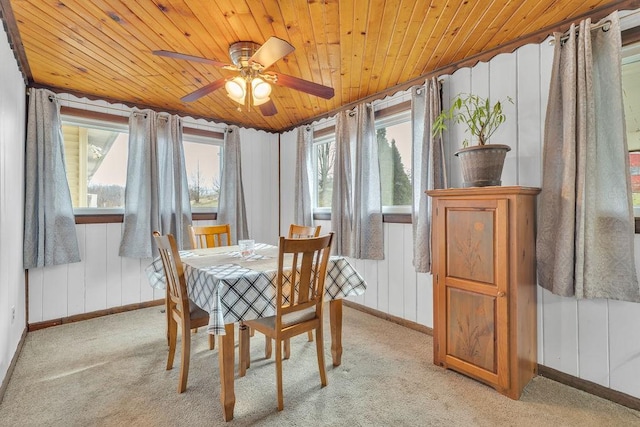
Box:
[165, 294, 171, 346]
[284, 338, 291, 360]
[265, 336, 272, 359]
[178, 324, 191, 393]
[307, 331, 314, 342]
[239, 323, 250, 377]
[275, 339, 284, 411]
[315, 326, 327, 387]
[167, 318, 177, 371]
[208, 333, 215, 350]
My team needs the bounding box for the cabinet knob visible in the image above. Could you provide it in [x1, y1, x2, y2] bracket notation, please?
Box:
[497, 291, 506, 298]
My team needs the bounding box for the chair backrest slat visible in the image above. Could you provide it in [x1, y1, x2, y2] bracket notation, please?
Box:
[189, 224, 232, 249]
[288, 224, 321, 239]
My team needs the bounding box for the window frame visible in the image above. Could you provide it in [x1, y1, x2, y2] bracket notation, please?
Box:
[59, 107, 224, 223]
[311, 101, 413, 221]
[60, 110, 130, 216]
[182, 132, 224, 214]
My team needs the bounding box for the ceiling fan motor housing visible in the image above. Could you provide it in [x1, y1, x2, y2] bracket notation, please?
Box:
[229, 41, 262, 70]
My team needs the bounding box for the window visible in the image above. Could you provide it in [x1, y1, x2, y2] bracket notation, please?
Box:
[313, 134, 335, 209]
[61, 118, 128, 210]
[623, 41, 640, 216]
[183, 135, 223, 211]
[62, 114, 223, 213]
[312, 108, 412, 213]
[376, 111, 412, 211]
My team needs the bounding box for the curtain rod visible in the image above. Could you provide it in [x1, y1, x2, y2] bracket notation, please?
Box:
[550, 19, 611, 45]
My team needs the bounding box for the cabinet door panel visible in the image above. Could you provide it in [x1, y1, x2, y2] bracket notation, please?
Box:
[447, 287, 496, 372]
[446, 209, 495, 284]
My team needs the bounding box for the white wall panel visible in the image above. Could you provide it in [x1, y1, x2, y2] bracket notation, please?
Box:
[541, 288, 579, 376]
[121, 256, 142, 305]
[27, 268, 44, 323]
[516, 43, 543, 187]
[609, 298, 640, 397]
[363, 259, 379, 310]
[42, 265, 69, 320]
[402, 224, 417, 322]
[387, 223, 405, 317]
[67, 225, 86, 316]
[106, 223, 123, 308]
[85, 224, 108, 313]
[416, 273, 433, 327]
[489, 53, 518, 185]
[445, 68, 471, 187]
[279, 130, 297, 235]
[577, 299, 610, 386]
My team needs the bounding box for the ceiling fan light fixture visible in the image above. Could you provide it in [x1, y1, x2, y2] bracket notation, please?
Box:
[251, 77, 272, 100]
[225, 76, 246, 104]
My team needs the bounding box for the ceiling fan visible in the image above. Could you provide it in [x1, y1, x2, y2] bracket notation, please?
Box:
[153, 37, 335, 116]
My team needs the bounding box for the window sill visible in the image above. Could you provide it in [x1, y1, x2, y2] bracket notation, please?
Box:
[313, 212, 412, 224]
[74, 212, 217, 224]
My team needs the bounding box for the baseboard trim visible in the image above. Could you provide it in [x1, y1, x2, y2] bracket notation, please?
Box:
[28, 299, 164, 332]
[0, 326, 27, 404]
[342, 300, 433, 336]
[537, 365, 640, 412]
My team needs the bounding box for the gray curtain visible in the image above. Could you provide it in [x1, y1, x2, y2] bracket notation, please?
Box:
[294, 125, 313, 226]
[537, 12, 640, 302]
[411, 78, 446, 273]
[217, 126, 249, 243]
[353, 103, 384, 260]
[332, 110, 353, 256]
[119, 110, 192, 258]
[24, 89, 80, 268]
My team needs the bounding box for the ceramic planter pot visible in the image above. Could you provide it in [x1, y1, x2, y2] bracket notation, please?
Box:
[454, 144, 511, 187]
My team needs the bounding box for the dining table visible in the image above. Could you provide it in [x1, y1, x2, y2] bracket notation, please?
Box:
[146, 242, 367, 421]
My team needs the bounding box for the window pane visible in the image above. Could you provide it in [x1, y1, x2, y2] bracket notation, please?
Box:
[377, 120, 412, 206]
[623, 41, 640, 214]
[183, 140, 222, 209]
[315, 140, 335, 208]
[62, 123, 127, 208]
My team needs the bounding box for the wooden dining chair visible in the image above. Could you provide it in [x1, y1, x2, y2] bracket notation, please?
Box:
[288, 223, 321, 346]
[241, 232, 334, 411]
[189, 224, 232, 248]
[153, 232, 215, 394]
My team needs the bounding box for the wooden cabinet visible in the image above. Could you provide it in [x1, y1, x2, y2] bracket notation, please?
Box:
[427, 186, 540, 399]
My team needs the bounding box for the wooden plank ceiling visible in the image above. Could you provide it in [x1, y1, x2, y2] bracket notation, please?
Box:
[3, 0, 639, 132]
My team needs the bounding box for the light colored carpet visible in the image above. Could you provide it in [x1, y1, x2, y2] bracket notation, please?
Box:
[1, 306, 639, 426]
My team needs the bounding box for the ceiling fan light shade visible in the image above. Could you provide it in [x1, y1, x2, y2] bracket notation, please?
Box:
[251, 77, 272, 100]
[225, 76, 246, 104]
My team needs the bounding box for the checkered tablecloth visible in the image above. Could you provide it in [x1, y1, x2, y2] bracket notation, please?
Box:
[145, 243, 367, 335]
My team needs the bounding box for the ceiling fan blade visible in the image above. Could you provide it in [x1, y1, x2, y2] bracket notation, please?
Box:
[271, 73, 335, 99]
[259, 99, 278, 116]
[181, 79, 226, 102]
[153, 50, 229, 68]
[250, 37, 295, 70]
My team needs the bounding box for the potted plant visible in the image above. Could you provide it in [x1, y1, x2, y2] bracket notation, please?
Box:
[433, 93, 513, 187]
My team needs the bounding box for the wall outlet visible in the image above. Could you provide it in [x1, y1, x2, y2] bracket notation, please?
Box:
[11, 306, 15, 323]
